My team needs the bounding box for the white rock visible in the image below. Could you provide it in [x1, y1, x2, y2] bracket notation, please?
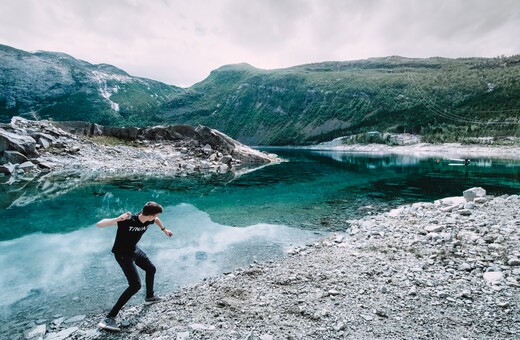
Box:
[25, 324, 46, 339]
[435, 196, 466, 206]
[45, 327, 78, 340]
[483, 272, 504, 284]
[259, 335, 274, 340]
[424, 225, 444, 233]
[463, 187, 486, 202]
[177, 331, 190, 340]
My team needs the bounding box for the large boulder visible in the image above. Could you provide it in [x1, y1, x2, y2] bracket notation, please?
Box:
[463, 187, 486, 202]
[0, 128, 39, 157]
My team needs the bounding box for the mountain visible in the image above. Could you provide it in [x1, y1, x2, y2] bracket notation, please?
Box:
[1, 44, 519, 145]
[160, 57, 520, 145]
[0, 44, 181, 125]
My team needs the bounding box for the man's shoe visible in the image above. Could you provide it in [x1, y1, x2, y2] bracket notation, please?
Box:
[144, 296, 163, 305]
[98, 317, 121, 332]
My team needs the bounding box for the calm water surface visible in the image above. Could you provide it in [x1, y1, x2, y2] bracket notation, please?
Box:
[1, 148, 519, 335]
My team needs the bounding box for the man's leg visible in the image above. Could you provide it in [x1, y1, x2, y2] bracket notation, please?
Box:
[107, 254, 142, 318]
[134, 248, 156, 299]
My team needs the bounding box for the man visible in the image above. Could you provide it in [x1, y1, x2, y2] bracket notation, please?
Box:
[96, 201, 173, 332]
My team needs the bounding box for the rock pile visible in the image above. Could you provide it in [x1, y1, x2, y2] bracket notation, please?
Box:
[24, 187, 519, 339]
[0, 117, 278, 179]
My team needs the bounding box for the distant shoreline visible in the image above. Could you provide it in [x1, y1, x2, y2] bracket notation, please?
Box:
[281, 142, 520, 160]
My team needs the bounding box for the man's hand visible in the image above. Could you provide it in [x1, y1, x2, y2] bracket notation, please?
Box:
[164, 229, 173, 238]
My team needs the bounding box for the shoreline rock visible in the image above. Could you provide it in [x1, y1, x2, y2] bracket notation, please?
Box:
[29, 188, 519, 339]
[0, 117, 279, 177]
[0, 117, 281, 208]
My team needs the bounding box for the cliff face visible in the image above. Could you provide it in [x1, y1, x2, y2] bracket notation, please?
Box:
[0, 44, 181, 125]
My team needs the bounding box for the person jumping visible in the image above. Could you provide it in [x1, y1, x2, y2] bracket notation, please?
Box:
[96, 201, 173, 332]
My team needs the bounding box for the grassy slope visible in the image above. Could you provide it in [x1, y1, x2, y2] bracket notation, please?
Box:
[160, 56, 520, 145]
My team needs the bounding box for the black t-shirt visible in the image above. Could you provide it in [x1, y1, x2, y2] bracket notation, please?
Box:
[111, 214, 155, 255]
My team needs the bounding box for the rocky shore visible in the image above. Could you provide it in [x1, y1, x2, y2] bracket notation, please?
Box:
[0, 117, 280, 208]
[0, 116, 279, 179]
[22, 187, 520, 339]
[302, 135, 520, 160]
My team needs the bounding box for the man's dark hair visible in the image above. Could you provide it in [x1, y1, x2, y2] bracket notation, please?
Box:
[142, 201, 163, 216]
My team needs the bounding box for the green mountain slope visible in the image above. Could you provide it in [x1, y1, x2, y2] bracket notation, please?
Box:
[0, 44, 181, 125]
[160, 56, 520, 145]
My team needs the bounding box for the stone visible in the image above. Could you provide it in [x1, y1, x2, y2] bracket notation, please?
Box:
[474, 197, 487, 203]
[464, 202, 476, 210]
[45, 327, 78, 340]
[483, 272, 504, 284]
[202, 144, 213, 154]
[177, 331, 190, 340]
[221, 155, 233, 164]
[0, 162, 16, 175]
[1, 150, 28, 164]
[0, 128, 39, 157]
[19, 161, 37, 171]
[189, 323, 215, 331]
[507, 258, 520, 266]
[424, 225, 444, 233]
[458, 209, 472, 216]
[463, 187, 486, 202]
[25, 324, 46, 339]
[435, 196, 466, 206]
[259, 335, 274, 340]
[458, 263, 472, 271]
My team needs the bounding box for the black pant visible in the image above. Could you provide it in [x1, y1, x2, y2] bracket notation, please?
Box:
[108, 247, 156, 318]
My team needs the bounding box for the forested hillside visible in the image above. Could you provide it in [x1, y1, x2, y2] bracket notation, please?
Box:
[160, 56, 520, 145]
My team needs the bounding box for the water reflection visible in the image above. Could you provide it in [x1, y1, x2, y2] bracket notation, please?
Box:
[0, 203, 321, 331]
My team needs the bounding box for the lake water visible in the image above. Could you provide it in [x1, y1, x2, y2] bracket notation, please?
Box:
[1, 148, 519, 336]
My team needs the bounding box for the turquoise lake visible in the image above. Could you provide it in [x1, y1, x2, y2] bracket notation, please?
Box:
[1, 148, 519, 336]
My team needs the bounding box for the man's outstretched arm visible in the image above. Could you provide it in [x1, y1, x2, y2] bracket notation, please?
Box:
[96, 212, 131, 228]
[155, 217, 173, 237]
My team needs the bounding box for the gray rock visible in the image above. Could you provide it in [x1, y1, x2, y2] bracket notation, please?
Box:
[25, 324, 46, 339]
[0, 128, 39, 157]
[177, 331, 190, 340]
[424, 225, 444, 233]
[1, 150, 28, 164]
[45, 327, 78, 340]
[507, 258, 520, 266]
[19, 161, 37, 171]
[463, 187, 486, 202]
[221, 155, 233, 164]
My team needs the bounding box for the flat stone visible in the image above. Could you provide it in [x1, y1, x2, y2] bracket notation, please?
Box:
[424, 225, 444, 233]
[25, 324, 46, 339]
[483, 272, 504, 284]
[177, 331, 190, 340]
[458, 209, 472, 216]
[45, 327, 78, 340]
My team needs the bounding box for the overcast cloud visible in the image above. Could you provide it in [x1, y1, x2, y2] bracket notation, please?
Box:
[1, 0, 519, 87]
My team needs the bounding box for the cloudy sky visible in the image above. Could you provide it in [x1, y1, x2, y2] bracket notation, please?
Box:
[1, 0, 519, 87]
